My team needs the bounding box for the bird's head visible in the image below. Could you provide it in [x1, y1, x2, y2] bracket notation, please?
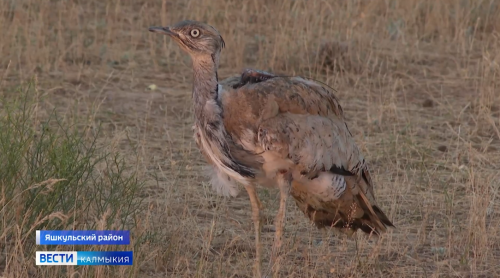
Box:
[149, 20, 225, 58]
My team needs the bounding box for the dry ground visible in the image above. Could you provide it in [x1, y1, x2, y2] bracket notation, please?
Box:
[1, 0, 500, 277]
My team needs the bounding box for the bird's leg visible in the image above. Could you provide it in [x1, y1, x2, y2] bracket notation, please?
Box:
[244, 184, 263, 278]
[269, 170, 292, 274]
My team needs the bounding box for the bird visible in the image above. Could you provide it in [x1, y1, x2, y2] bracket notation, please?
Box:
[149, 20, 394, 277]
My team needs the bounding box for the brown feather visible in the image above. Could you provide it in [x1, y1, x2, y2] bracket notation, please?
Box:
[217, 73, 393, 234]
[214, 70, 393, 234]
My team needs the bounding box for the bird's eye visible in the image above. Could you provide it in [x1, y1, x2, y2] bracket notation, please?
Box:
[190, 29, 200, 37]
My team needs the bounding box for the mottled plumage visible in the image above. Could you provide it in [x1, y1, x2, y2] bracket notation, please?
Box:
[217, 75, 393, 233]
[150, 20, 394, 277]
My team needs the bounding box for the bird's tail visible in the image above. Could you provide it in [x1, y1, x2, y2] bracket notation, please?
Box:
[347, 169, 394, 235]
[353, 193, 394, 235]
[290, 168, 394, 236]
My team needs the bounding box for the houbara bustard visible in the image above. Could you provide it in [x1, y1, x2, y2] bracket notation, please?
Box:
[149, 20, 394, 277]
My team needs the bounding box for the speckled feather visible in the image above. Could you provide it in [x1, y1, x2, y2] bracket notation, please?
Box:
[217, 73, 394, 234]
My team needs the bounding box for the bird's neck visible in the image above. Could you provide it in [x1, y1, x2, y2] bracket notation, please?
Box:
[191, 53, 221, 123]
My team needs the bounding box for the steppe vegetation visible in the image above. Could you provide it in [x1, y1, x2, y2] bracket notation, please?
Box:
[1, 0, 499, 277]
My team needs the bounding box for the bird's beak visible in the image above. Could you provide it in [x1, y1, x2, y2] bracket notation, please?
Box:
[148, 26, 177, 38]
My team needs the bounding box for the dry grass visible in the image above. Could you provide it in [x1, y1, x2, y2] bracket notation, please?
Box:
[1, 0, 500, 277]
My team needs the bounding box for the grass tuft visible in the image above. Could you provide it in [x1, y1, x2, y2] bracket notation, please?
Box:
[0, 82, 149, 277]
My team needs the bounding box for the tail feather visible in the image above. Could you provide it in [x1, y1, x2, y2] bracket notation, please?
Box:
[291, 172, 394, 236]
[293, 194, 394, 236]
[355, 192, 392, 234]
[350, 169, 394, 235]
[373, 205, 395, 228]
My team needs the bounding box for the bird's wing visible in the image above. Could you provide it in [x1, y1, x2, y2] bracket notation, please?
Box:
[258, 113, 393, 234]
[221, 70, 344, 119]
[246, 75, 344, 119]
[219, 75, 392, 234]
[221, 75, 345, 149]
[258, 114, 361, 179]
[220, 74, 346, 175]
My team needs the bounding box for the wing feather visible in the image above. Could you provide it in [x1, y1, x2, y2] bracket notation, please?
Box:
[217, 73, 393, 234]
[258, 113, 360, 177]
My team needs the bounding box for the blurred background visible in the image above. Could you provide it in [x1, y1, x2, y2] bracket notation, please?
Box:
[1, 0, 499, 277]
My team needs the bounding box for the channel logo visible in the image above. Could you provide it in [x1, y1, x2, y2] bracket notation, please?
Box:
[36, 230, 133, 266]
[36, 251, 133, 265]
